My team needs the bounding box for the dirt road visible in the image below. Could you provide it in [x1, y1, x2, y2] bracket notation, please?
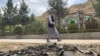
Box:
[0, 39, 100, 45]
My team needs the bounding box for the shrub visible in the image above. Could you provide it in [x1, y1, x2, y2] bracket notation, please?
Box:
[24, 21, 47, 34]
[24, 24, 32, 34]
[68, 20, 79, 33]
[57, 26, 67, 34]
[68, 24, 79, 33]
[13, 25, 24, 35]
[70, 20, 75, 24]
[31, 21, 47, 34]
[5, 26, 14, 32]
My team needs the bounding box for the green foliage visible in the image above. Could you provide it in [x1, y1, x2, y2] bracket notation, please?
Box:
[6, 0, 13, 9]
[24, 21, 47, 34]
[68, 24, 79, 33]
[2, 0, 30, 26]
[31, 21, 47, 34]
[70, 20, 75, 24]
[57, 26, 67, 33]
[2, 0, 18, 35]
[31, 13, 35, 22]
[1, 0, 16, 35]
[85, 18, 99, 32]
[93, 0, 100, 17]
[68, 20, 79, 33]
[12, 15, 20, 25]
[23, 24, 31, 34]
[13, 25, 24, 35]
[0, 14, 2, 29]
[27, 13, 36, 24]
[2, 0, 14, 26]
[19, 0, 29, 25]
[1, 0, 32, 35]
[5, 26, 10, 31]
[5, 26, 14, 31]
[19, 0, 29, 15]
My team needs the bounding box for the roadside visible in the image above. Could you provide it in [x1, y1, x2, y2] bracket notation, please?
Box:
[0, 39, 100, 52]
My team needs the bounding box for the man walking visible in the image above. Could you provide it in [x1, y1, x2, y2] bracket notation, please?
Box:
[47, 9, 61, 42]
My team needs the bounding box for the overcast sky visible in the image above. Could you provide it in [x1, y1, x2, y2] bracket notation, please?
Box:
[0, 0, 88, 16]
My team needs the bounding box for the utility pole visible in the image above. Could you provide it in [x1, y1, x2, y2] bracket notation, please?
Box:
[78, 4, 85, 31]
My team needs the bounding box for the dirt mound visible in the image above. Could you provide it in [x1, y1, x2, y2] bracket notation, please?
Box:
[0, 43, 100, 56]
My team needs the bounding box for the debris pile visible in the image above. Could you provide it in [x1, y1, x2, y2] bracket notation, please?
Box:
[0, 43, 99, 56]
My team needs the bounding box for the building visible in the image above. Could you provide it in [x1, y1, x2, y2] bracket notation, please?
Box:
[61, 11, 92, 30]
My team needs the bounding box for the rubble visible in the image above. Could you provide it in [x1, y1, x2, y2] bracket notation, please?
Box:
[0, 43, 99, 56]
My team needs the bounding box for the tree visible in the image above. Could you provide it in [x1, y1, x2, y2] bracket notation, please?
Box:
[2, 0, 14, 25]
[2, 0, 18, 35]
[27, 13, 35, 24]
[0, 9, 2, 30]
[2, 0, 14, 35]
[48, 0, 69, 28]
[30, 13, 35, 22]
[0, 11, 3, 35]
[11, 5, 19, 26]
[19, 0, 29, 25]
[6, 0, 14, 25]
[93, 0, 100, 17]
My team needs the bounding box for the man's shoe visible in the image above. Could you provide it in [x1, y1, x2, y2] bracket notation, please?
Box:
[57, 39, 62, 42]
[47, 40, 51, 42]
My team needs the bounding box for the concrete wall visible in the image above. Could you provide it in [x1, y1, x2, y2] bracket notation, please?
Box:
[0, 32, 100, 39]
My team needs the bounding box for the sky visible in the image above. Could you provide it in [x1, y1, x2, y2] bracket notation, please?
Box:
[0, 0, 88, 16]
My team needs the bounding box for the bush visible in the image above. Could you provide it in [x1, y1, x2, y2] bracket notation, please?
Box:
[85, 18, 99, 32]
[5, 26, 14, 32]
[24, 24, 32, 34]
[70, 20, 75, 24]
[13, 25, 24, 35]
[68, 20, 79, 33]
[24, 21, 47, 34]
[68, 24, 79, 33]
[32, 21, 47, 34]
[57, 26, 67, 34]
[5, 26, 11, 32]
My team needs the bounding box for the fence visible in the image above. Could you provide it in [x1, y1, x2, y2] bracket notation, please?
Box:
[66, 22, 100, 33]
[0, 21, 100, 36]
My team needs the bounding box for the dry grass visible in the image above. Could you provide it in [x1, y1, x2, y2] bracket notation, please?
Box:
[0, 42, 42, 52]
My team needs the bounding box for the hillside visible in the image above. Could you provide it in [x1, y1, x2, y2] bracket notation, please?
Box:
[69, 0, 96, 15]
[36, 12, 48, 23]
[37, 0, 96, 22]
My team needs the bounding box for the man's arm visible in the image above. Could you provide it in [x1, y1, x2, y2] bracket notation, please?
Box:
[49, 16, 55, 24]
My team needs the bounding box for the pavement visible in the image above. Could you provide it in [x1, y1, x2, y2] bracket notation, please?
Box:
[0, 39, 100, 45]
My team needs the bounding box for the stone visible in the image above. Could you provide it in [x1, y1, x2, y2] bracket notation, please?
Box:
[57, 50, 64, 56]
[63, 51, 75, 56]
[0, 43, 99, 56]
[47, 52, 57, 56]
[63, 45, 78, 51]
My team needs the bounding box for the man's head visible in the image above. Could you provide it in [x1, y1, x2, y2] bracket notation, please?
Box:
[51, 9, 56, 15]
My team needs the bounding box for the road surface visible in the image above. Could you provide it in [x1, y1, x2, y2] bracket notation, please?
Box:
[0, 39, 100, 45]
